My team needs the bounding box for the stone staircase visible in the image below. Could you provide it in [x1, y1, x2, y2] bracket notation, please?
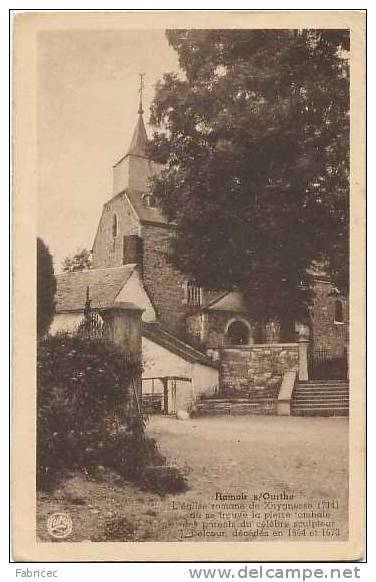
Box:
[291, 380, 349, 417]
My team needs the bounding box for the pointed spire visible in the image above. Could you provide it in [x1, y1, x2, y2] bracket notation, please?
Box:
[127, 74, 148, 158]
[127, 115, 148, 157]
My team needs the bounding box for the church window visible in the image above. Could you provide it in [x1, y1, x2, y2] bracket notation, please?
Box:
[224, 319, 251, 346]
[184, 280, 202, 306]
[334, 299, 344, 324]
[112, 214, 118, 238]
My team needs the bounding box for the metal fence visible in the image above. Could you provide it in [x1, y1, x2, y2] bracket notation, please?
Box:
[309, 346, 348, 380]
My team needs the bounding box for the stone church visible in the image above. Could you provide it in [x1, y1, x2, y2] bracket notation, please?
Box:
[52, 99, 349, 411]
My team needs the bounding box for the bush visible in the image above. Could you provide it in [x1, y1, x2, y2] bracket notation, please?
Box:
[99, 426, 165, 483]
[141, 465, 188, 495]
[37, 333, 155, 490]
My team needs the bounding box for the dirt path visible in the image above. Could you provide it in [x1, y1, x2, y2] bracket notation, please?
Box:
[37, 415, 348, 542]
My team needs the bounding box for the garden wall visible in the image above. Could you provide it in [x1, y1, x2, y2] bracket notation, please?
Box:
[218, 344, 300, 404]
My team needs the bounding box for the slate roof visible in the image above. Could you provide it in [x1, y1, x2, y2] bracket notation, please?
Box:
[199, 290, 249, 313]
[127, 113, 148, 158]
[56, 265, 135, 312]
[143, 323, 218, 368]
[125, 189, 168, 225]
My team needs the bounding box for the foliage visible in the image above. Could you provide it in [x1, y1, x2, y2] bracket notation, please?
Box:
[141, 465, 188, 495]
[37, 333, 150, 490]
[62, 248, 93, 272]
[37, 238, 57, 337]
[102, 428, 165, 483]
[149, 30, 349, 333]
[101, 517, 136, 541]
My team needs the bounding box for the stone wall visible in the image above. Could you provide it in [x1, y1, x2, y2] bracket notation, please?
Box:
[92, 192, 140, 269]
[219, 344, 300, 405]
[141, 224, 197, 337]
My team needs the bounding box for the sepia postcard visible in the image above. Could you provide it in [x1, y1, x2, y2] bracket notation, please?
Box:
[12, 10, 366, 562]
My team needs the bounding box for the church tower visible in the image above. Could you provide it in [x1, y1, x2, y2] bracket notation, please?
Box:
[112, 76, 156, 194]
[91, 79, 197, 337]
[92, 78, 164, 271]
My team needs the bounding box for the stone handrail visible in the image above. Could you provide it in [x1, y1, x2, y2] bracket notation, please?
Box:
[277, 370, 297, 416]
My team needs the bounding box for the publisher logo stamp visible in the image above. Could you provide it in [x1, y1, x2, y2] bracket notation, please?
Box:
[47, 512, 73, 539]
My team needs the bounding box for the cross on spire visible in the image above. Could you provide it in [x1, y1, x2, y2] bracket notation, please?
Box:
[138, 73, 145, 115]
[126, 75, 148, 157]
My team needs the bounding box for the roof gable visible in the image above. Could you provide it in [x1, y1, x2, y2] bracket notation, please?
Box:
[56, 265, 135, 312]
[202, 290, 249, 313]
[125, 189, 168, 225]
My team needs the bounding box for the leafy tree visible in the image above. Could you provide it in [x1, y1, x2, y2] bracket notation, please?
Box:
[37, 237, 57, 337]
[62, 248, 92, 272]
[149, 29, 349, 337]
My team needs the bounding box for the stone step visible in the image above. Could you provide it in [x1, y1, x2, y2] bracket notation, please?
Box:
[298, 383, 348, 388]
[293, 402, 349, 409]
[293, 408, 349, 417]
[293, 394, 350, 401]
[292, 401, 349, 409]
[296, 383, 349, 390]
[293, 402, 349, 408]
[194, 398, 276, 416]
[295, 394, 349, 399]
[198, 397, 275, 405]
[297, 384, 349, 389]
[195, 403, 263, 416]
[294, 392, 349, 398]
[199, 398, 252, 404]
[299, 380, 348, 384]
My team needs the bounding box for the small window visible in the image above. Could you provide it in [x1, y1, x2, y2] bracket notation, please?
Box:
[334, 299, 344, 324]
[112, 214, 118, 238]
[143, 193, 156, 208]
[184, 280, 202, 306]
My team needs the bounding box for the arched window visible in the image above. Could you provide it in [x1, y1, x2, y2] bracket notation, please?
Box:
[112, 214, 118, 238]
[224, 319, 251, 346]
[334, 300, 344, 324]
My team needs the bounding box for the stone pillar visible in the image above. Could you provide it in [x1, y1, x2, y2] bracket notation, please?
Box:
[298, 337, 309, 381]
[100, 302, 144, 404]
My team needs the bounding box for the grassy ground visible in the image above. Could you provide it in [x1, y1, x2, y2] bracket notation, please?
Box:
[37, 415, 348, 542]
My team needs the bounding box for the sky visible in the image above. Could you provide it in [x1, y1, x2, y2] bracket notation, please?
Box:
[37, 30, 179, 270]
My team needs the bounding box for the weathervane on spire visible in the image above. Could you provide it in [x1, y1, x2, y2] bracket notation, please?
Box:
[138, 73, 145, 115]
